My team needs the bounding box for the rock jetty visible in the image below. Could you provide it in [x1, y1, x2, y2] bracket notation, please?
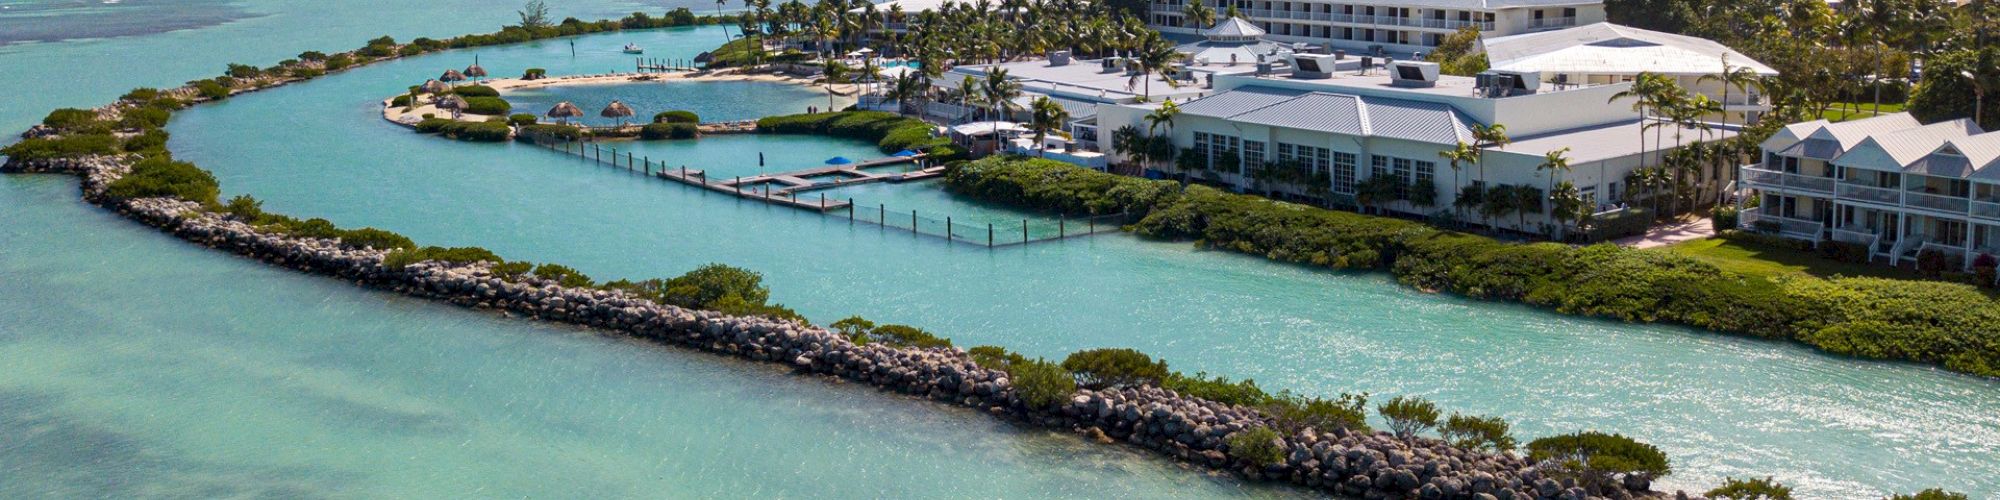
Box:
[5, 152, 1676, 500]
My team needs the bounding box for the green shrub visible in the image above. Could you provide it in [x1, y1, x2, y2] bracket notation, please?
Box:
[1007, 358, 1076, 409]
[102, 156, 219, 205]
[653, 110, 700, 123]
[640, 122, 698, 140]
[508, 113, 538, 126]
[121, 88, 162, 102]
[830, 316, 876, 343]
[968, 345, 1029, 370]
[491, 261, 534, 281]
[945, 156, 1180, 215]
[42, 108, 104, 131]
[461, 96, 511, 115]
[452, 85, 499, 98]
[194, 80, 230, 100]
[391, 94, 413, 107]
[119, 107, 172, 129]
[1225, 427, 1284, 467]
[1712, 205, 1740, 232]
[1440, 413, 1516, 451]
[531, 263, 595, 287]
[325, 53, 356, 70]
[522, 68, 547, 80]
[382, 246, 501, 269]
[862, 324, 953, 349]
[518, 123, 585, 141]
[1888, 489, 1970, 500]
[1377, 395, 1441, 439]
[1162, 372, 1269, 407]
[1706, 476, 1793, 500]
[1527, 431, 1672, 484]
[757, 111, 956, 157]
[336, 227, 417, 250]
[1, 134, 120, 161]
[1060, 348, 1168, 389]
[221, 194, 266, 221]
[122, 129, 171, 154]
[1263, 392, 1370, 434]
[659, 263, 771, 309]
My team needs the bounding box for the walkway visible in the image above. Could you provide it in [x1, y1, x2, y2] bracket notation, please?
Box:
[655, 155, 939, 212]
[1616, 216, 1715, 249]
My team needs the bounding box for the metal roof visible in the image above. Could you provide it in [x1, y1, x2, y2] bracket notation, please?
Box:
[1481, 23, 1777, 76]
[1950, 132, 2000, 181]
[1202, 17, 1266, 38]
[1500, 119, 1735, 163]
[1231, 93, 1368, 136]
[1174, 86, 1305, 118]
[1172, 86, 1473, 145]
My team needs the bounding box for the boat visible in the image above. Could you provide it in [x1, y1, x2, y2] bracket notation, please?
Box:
[622, 43, 643, 54]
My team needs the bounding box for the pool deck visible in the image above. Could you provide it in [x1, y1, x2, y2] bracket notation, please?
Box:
[654, 155, 939, 212]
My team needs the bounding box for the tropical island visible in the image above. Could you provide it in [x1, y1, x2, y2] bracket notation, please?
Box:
[2, 0, 1996, 498]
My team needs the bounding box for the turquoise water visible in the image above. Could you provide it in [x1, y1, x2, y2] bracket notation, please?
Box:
[4, 2, 2000, 498]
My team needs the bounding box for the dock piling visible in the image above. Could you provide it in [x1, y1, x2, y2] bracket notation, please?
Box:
[947, 217, 952, 240]
[988, 224, 994, 248]
[1023, 219, 1029, 243]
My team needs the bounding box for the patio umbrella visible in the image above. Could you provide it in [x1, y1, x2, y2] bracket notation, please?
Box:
[600, 100, 635, 126]
[546, 101, 583, 124]
[825, 156, 854, 165]
[892, 150, 919, 157]
[440, 69, 466, 85]
[464, 62, 488, 82]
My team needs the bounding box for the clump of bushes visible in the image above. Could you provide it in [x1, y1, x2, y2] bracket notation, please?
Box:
[461, 96, 511, 115]
[756, 111, 961, 161]
[640, 122, 698, 140]
[946, 156, 1180, 216]
[41, 108, 107, 132]
[508, 113, 538, 126]
[1527, 431, 1671, 490]
[122, 129, 171, 155]
[1377, 396, 1441, 439]
[414, 118, 511, 142]
[518, 123, 585, 141]
[532, 263, 595, 288]
[1061, 348, 1168, 388]
[1439, 413, 1516, 452]
[382, 246, 502, 269]
[1, 133, 120, 161]
[452, 85, 499, 98]
[102, 156, 219, 205]
[193, 79, 231, 100]
[1888, 489, 1970, 500]
[1007, 358, 1076, 409]
[1705, 476, 1793, 499]
[1225, 427, 1284, 467]
[522, 68, 547, 80]
[653, 110, 699, 123]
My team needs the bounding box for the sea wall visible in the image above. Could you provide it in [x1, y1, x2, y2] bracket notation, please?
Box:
[5, 152, 1658, 500]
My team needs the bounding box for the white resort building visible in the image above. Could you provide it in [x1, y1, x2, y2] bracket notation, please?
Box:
[1478, 22, 1779, 123]
[1148, 0, 1606, 56]
[1736, 113, 2000, 268]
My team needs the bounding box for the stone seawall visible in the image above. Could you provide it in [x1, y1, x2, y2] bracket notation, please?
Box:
[5, 153, 1662, 500]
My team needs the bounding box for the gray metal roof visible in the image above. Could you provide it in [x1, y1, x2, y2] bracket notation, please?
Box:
[1780, 138, 1844, 160]
[1363, 98, 1473, 144]
[1202, 17, 1266, 38]
[1173, 86, 1473, 145]
[1482, 23, 1777, 76]
[1231, 93, 1367, 136]
[1175, 87, 1306, 119]
[1904, 154, 1975, 177]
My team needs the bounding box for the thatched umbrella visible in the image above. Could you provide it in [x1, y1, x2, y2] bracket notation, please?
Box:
[546, 101, 583, 124]
[600, 100, 635, 127]
[436, 94, 468, 118]
[464, 56, 488, 82]
[440, 69, 466, 86]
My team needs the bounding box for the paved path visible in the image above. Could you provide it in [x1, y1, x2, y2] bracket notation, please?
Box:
[1617, 216, 1715, 249]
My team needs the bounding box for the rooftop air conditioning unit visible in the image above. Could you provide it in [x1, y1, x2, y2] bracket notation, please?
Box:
[1100, 57, 1125, 73]
[1290, 53, 1339, 79]
[1493, 69, 1542, 93]
[1475, 69, 1543, 96]
[1050, 50, 1072, 66]
[1388, 60, 1440, 88]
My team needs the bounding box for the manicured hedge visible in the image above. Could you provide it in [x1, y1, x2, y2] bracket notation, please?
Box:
[640, 122, 697, 140]
[414, 118, 511, 142]
[653, 110, 699, 123]
[103, 156, 220, 205]
[945, 157, 2000, 378]
[451, 85, 499, 97]
[461, 96, 511, 115]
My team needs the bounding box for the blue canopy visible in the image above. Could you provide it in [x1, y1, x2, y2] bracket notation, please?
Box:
[891, 150, 920, 157]
[825, 156, 855, 165]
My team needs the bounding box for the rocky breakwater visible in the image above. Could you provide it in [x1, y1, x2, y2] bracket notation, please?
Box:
[5, 152, 1663, 500]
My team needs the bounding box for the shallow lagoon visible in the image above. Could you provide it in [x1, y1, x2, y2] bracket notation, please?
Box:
[0, 2, 1995, 497]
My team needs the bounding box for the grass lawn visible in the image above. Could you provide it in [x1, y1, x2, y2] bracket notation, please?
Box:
[1818, 102, 1907, 122]
[1659, 237, 1922, 281]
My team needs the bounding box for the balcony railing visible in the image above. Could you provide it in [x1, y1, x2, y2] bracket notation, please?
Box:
[1740, 209, 1824, 241]
[1837, 183, 1900, 205]
[1740, 166, 1835, 194]
[1905, 191, 1971, 214]
[1204, 10, 1493, 31]
[1974, 200, 2000, 221]
[1528, 16, 1577, 30]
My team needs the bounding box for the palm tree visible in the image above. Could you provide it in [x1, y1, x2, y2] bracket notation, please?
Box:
[1144, 99, 1179, 137]
[981, 67, 1024, 152]
[821, 59, 849, 111]
[1028, 96, 1071, 157]
[1468, 123, 1509, 217]
[1609, 72, 1677, 169]
[717, 0, 733, 43]
[1536, 147, 1573, 238]
[1111, 124, 1147, 171]
[1698, 56, 1764, 132]
[884, 71, 925, 115]
[1127, 33, 1184, 102]
[1438, 142, 1478, 225]
[1549, 181, 1588, 241]
[1183, 0, 1217, 29]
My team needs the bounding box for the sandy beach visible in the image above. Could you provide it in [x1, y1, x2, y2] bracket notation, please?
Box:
[382, 68, 861, 126]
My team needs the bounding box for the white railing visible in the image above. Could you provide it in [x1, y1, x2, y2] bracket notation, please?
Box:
[1740, 209, 1824, 242]
[1739, 166, 1835, 194]
[1837, 183, 1900, 205]
[1973, 200, 2000, 221]
[1528, 16, 1577, 30]
[1905, 191, 1971, 214]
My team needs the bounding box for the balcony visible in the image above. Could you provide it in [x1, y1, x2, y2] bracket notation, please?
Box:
[1905, 191, 1970, 214]
[1739, 209, 1824, 242]
[1975, 200, 2000, 221]
[1740, 166, 1835, 195]
[1527, 16, 1577, 30]
[1836, 183, 1900, 205]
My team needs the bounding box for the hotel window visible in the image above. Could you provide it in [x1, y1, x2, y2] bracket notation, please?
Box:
[1244, 141, 1266, 171]
[1414, 160, 1434, 185]
[1278, 143, 1295, 162]
[1392, 158, 1412, 184]
[1333, 152, 1358, 194]
[1371, 155, 1389, 178]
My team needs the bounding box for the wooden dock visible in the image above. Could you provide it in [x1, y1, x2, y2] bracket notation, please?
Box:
[653, 155, 936, 212]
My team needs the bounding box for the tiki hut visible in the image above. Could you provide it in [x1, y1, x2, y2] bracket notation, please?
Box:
[600, 100, 636, 127]
[420, 79, 450, 95]
[546, 101, 583, 124]
[440, 69, 467, 85]
[464, 56, 488, 82]
[435, 95, 468, 118]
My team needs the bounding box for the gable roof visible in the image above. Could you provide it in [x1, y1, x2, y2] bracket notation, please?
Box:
[1202, 17, 1266, 38]
[1171, 86, 1474, 144]
[1481, 23, 1778, 76]
[1950, 132, 2000, 182]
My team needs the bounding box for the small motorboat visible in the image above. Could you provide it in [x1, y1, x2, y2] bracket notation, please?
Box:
[622, 43, 644, 54]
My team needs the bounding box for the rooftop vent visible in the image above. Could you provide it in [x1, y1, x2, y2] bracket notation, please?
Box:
[1050, 50, 1072, 66]
[1388, 61, 1440, 88]
[1475, 69, 1542, 96]
[1291, 53, 1339, 79]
